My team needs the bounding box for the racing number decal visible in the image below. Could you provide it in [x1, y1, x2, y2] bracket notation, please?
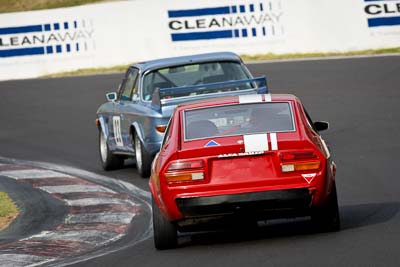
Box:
[244, 134, 268, 152]
[112, 116, 123, 147]
[218, 133, 279, 158]
[243, 133, 278, 153]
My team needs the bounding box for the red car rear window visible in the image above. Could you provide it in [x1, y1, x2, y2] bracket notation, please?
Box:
[184, 102, 295, 140]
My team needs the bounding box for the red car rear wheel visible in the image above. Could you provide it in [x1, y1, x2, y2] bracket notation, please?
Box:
[152, 197, 178, 250]
[311, 182, 340, 232]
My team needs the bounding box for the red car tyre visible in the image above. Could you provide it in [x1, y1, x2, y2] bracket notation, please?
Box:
[152, 197, 178, 250]
[311, 181, 341, 232]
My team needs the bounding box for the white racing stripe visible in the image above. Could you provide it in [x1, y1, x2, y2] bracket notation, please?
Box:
[65, 212, 135, 224]
[0, 169, 73, 179]
[0, 254, 55, 267]
[28, 230, 122, 246]
[65, 197, 136, 207]
[321, 138, 331, 158]
[270, 133, 278, 150]
[39, 184, 113, 194]
[244, 134, 268, 152]
[238, 94, 263, 104]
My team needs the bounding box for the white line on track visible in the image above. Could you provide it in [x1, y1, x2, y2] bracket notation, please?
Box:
[0, 254, 55, 267]
[0, 169, 73, 179]
[65, 197, 137, 206]
[27, 230, 123, 246]
[39, 184, 114, 194]
[65, 212, 136, 224]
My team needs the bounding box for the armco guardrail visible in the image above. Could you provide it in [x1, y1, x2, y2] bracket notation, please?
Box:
[0, 0, 399, 80]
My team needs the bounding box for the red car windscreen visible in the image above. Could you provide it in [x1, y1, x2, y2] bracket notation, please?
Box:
[184, 102, 295, 140]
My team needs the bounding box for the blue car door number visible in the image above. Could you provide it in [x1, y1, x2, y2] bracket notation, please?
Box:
[112, 116, 123, 147]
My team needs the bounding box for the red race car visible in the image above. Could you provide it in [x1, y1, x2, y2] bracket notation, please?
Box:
[149, 94, 340, 249]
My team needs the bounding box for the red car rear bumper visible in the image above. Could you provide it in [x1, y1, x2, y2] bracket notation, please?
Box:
[154, 160, 335, 222]
[176, 188, 312, 218]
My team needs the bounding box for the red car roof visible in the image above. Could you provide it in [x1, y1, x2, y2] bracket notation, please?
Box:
[176, 94, 299, 111]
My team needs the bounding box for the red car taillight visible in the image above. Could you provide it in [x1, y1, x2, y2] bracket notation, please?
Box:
[280, 151, 317, 161]
[280, 151, 321, 173]
[165, 160, 205, 184]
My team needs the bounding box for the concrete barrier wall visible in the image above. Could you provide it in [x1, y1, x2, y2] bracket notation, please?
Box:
[0, 0, 399, 80]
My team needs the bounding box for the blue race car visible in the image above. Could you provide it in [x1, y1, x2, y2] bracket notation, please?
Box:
[96, 52, 267, 177]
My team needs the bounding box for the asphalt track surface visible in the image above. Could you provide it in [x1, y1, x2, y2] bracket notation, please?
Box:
[0, 175, 67, 243]
[0, 56, 400, 266]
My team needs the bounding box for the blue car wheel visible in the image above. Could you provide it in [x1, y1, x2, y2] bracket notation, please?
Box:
[134, 133, 152, 178]
[99, 130, 124, 170]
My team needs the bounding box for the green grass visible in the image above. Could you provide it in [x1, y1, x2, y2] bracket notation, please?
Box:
[42, 47, 400, 78]
[0, 0, 117, 13]
[0, 192, 18, 217]
[0, 192, 19, 231]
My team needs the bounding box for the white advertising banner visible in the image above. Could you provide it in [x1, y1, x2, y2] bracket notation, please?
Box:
[0, 0, 399, 80]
